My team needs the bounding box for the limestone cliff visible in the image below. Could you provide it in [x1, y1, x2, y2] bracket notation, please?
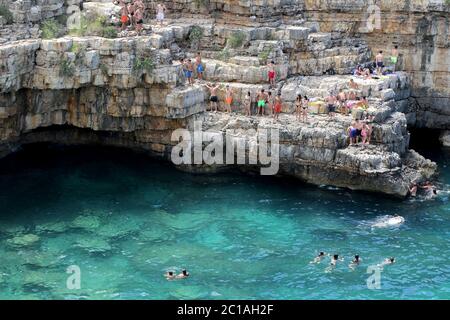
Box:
[0, 1, 443, 197]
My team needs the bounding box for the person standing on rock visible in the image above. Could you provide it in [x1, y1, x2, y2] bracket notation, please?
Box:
[301, 95, 309, 123]
[375, 50, 384, 76]
[295, 94, 302, 121]
[127, 1, 135, 29]
[117, 0, 129, 31]
[347, 121, 357, 145]
[156, 2, 167, 26]
[274, 93, 282, 121]
[257, 89, 268, 116]
[205, 83, 220, 112]
[134, 0, 145, 34]
[267, 91, 274, 116]
[224, 85, 234, 113]
[390, 45, 399, 72]
[326, 94, 336, 118]
[267, 61, 276, 88]
[195, 52, 204, 80]
[244, 91, 252, 116]
[184, 59, 194, 85]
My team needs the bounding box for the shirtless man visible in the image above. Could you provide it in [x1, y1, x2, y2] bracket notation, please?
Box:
[184, 59, 194, 85]
[337, 89, 347, 114]
[205, 83, 220, 112]
[310, 251, 327, 264]
[326, 94, 336, 118]
[195, 52, 204, 80]
[375, 50, 384, 75]
[390, 45, 399, 72]
[224, 85, 234, 113]
[244, 91, 252, 116]
[156, 2, 167, 26]
[257, 89, 268, 116]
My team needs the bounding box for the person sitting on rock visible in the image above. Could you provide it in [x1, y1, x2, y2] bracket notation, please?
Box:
[348, 78, 359, 90]
[267, 61, 276, 88]
[244, 91, 252, 116]
[257, 89, 268, 116]
[337, 89, 347, 115]
[205, 82, 220, 112]
[274, 93, 282, 120]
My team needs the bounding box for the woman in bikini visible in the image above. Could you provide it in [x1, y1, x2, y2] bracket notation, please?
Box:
[301, 95, 309, 123]
[295, 94, 302, 121]
[244, 91, 252, 116]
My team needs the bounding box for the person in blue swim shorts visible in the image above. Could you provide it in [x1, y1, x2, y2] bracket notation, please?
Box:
[195, 52, 204, 80]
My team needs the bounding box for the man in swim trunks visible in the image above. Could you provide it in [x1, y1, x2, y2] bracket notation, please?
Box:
[347, 121, 357, 145]
[127, 1, 135, 29]
[326, 94, 336, 118]
[391, 45, 399, 72]
[354, 120, 364, 144]
[184, 59, 194, 85]
[195, 52, 204, 80]
[205, 83, 220, 112]
[257, 89, 268, 116]
[375, 50, 384, 75]
[273, 93, 282, 120]
[224, 85, 233, 113]
[267, 61, 276, 88]
[348, 78, 358, 90]
[156, 2, 167, 26]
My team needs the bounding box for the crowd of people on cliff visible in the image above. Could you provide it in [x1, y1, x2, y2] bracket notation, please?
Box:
[113, 0, 167, 34]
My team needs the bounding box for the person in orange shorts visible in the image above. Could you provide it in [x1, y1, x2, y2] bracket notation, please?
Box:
[224, 85, 234, 113]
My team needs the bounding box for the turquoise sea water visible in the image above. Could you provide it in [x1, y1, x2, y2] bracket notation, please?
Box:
[0, 143, 449, 300]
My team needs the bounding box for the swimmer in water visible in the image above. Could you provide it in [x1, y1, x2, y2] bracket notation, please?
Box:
[379, 257, 395, 267]
[421, 181, 437, 198]
[164, 270, 176, 280]
[310, 251, 327, 264]
[409, 182, 418, 197]
[176, 269, 190, 279]
[330, 254, 343, 266]
[349, 254, 361, 270]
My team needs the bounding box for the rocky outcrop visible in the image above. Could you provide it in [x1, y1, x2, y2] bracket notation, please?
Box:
[0, 2, 442, 196]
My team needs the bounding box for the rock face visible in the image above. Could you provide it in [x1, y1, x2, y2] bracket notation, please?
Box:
[0, 2, 444, 196]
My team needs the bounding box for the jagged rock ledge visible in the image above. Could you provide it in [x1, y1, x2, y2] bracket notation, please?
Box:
[0, 33, 437, 197]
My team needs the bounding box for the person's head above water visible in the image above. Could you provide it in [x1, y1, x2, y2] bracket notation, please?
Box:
[355, 255, 359, 261]
[182, 269, 189, 276]
[319, 251, 325, 256]
[333, 254, 339, 260]
[390, 257, 395, 263]
[168, 271, 173, 276]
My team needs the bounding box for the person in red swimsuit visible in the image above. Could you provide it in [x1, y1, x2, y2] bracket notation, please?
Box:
[267, 61, 276, 88]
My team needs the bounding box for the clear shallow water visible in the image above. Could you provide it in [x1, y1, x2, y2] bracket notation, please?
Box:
[0, 144, 449, 300]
